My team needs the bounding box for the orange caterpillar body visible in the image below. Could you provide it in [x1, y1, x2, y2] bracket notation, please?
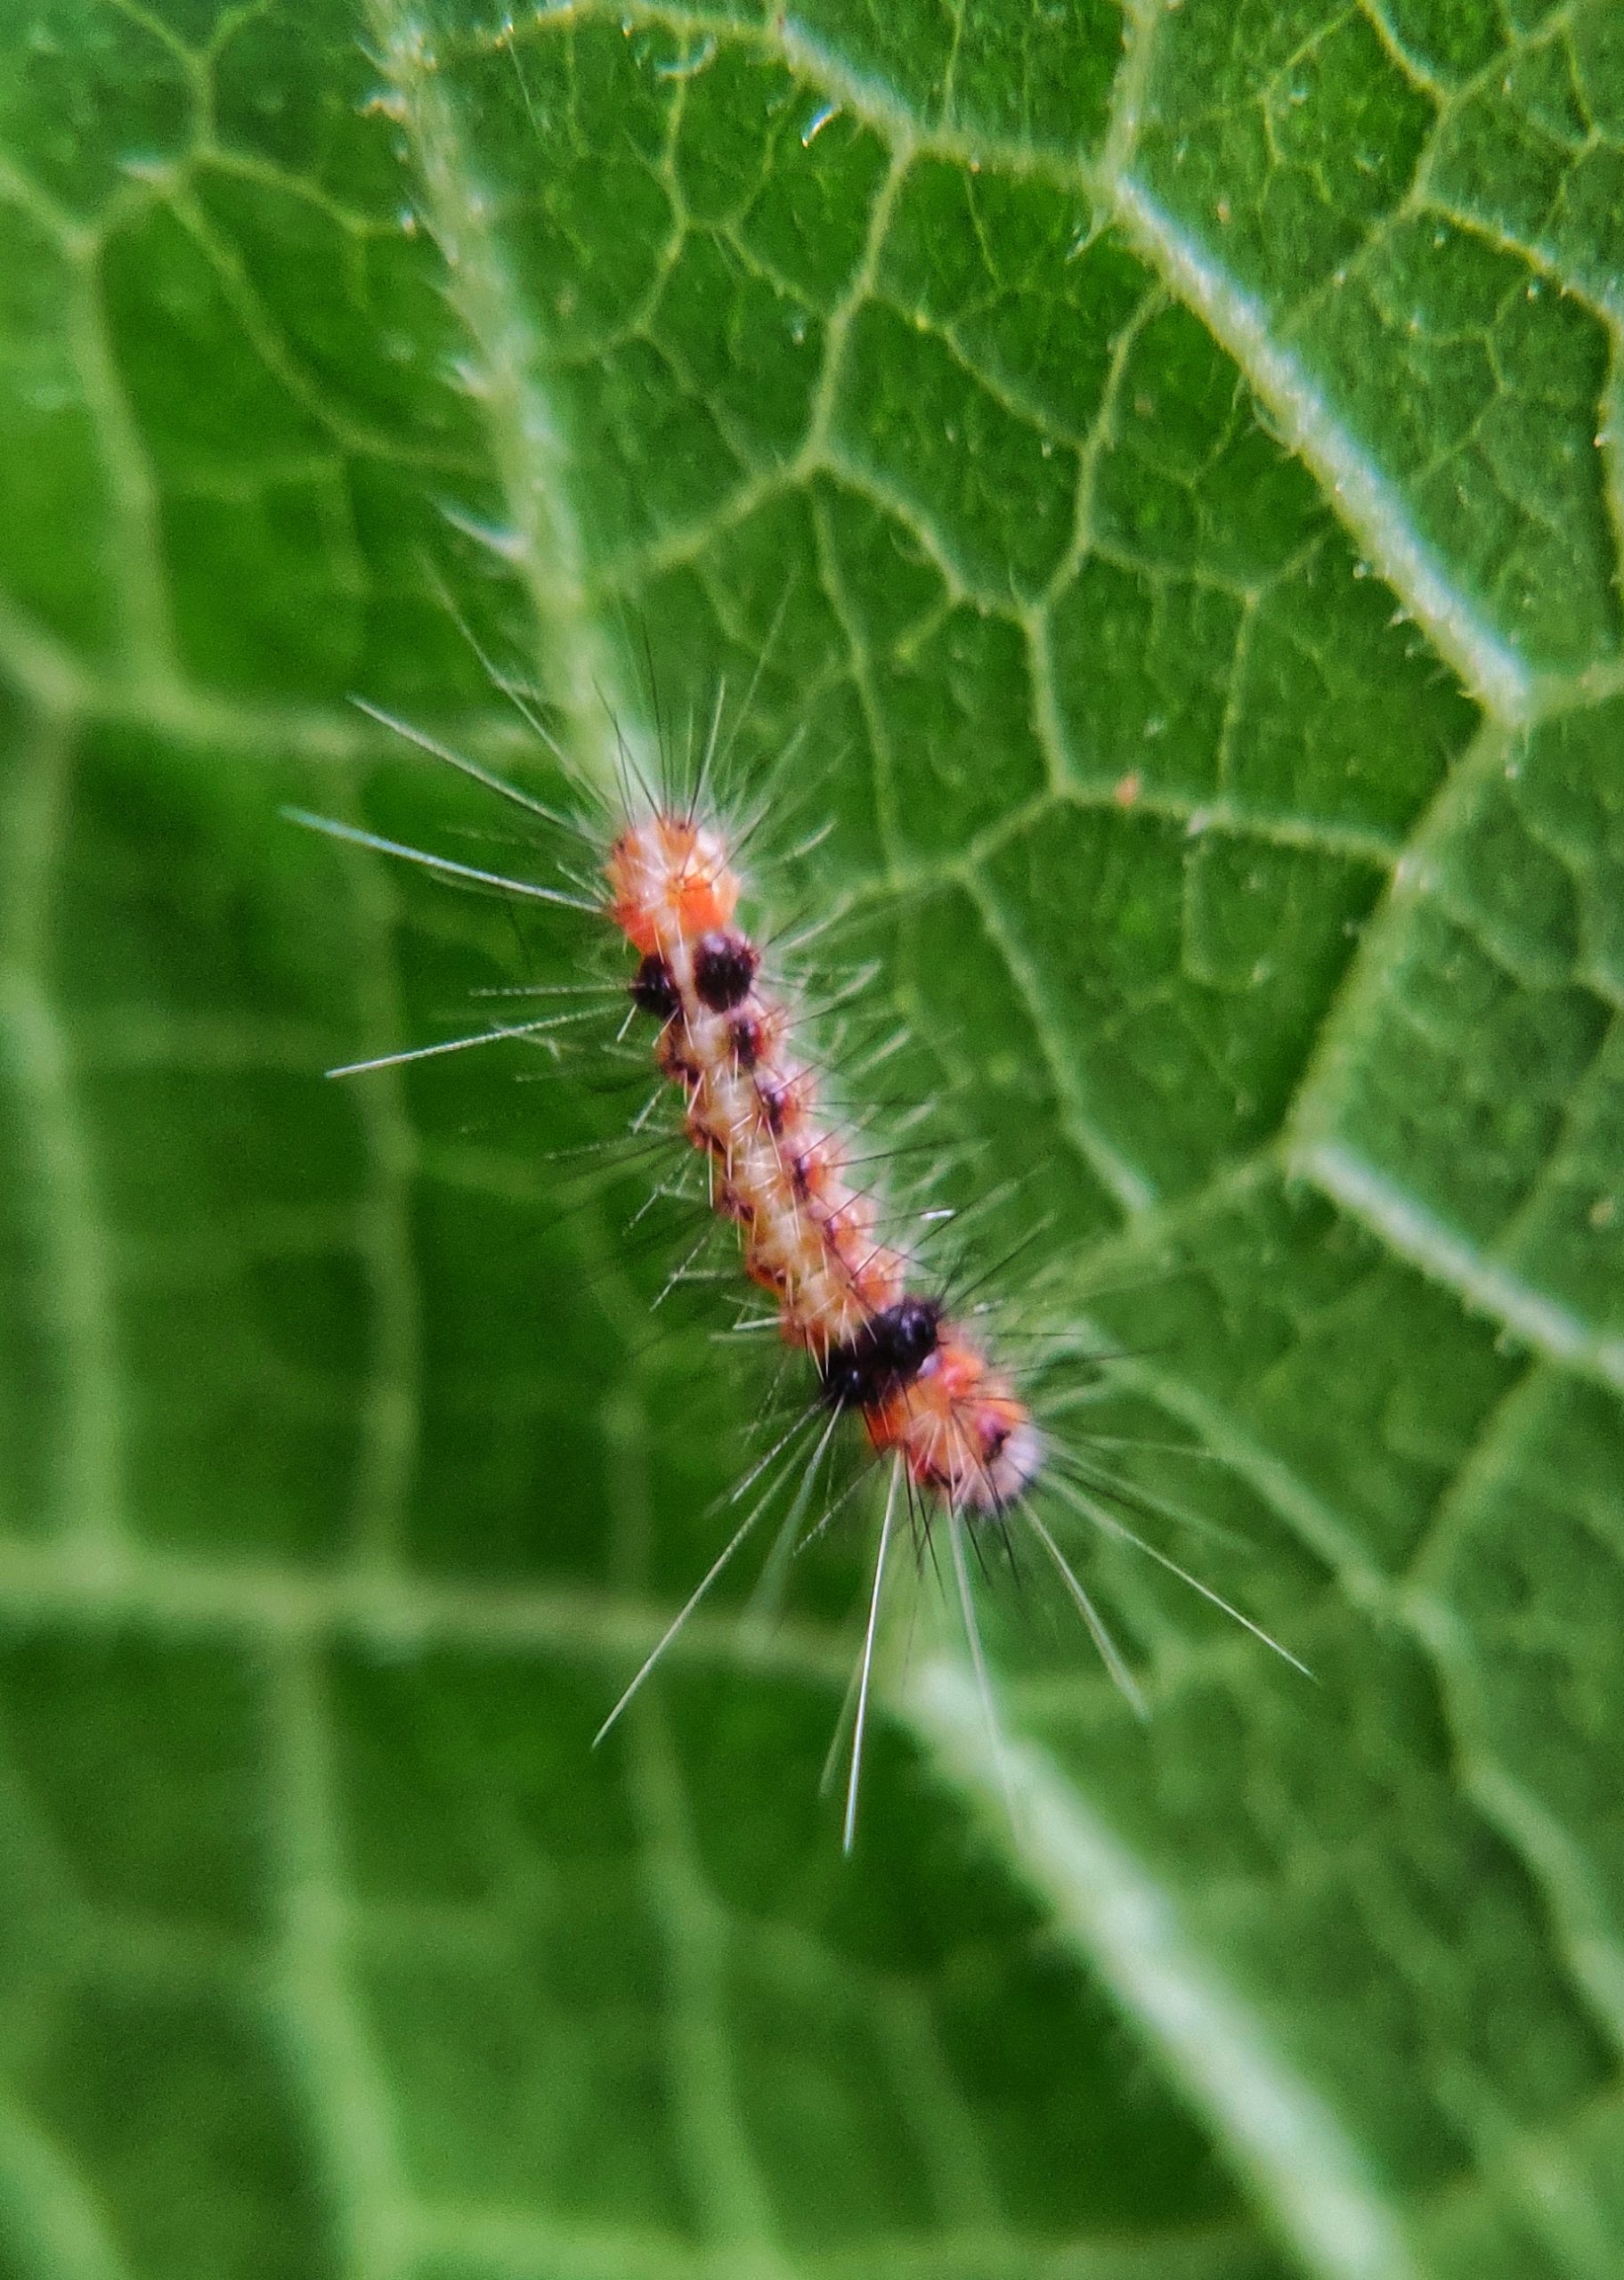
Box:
[605, 812, 1042, 1516]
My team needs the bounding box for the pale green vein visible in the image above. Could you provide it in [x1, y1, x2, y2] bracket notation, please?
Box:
[402, 2197, 1264, 2280]
[810, 481, 905, 869]
[0, 590, 88, 720]
[170, 182, 493, 474]
[0, 717, 125, 1554]
[316, 785, 424, 1579]
[1417, 2050, 1624, 2280]
[1298, 1139, 1624, 1395]
[401, 2199, 722, 2278]
[0, 970, 126, 1552]
[552, 0, 1546, 719]
[871, 1983, 1001, 2234]
[365, 0, 636, 793]
[1403, 1366, 1624, 2056]
[605, 1380, 795, 2279]
[72, 240, 177, 684]
[1038, 282, 1165, 608]
[903, 1658, 1424, 2280]
[1107, 184, 1532, 724]
[1281, 707, 1624, 1386]
[961, 870, 1160, 1215]
[0, 2098, 135, 2280]
[1354, 1, 1454, 103]
[1100, 0, 1163, 189]
[264, 1641, 410, 2280]
[1412, 1589, 1624, 2054]
[0, 1535, 852, 1693]
[814, 446, 979, 604]
[1060, 1321, 1392, 1598]
[629, 1698, 797, 2280]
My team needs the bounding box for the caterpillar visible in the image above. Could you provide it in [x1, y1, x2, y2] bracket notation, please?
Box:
[605, 806, 1041, 1510]
[294, 664, 1302, 1845]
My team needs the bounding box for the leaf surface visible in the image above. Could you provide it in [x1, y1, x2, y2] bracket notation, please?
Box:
[1, 5, 1621, 2280]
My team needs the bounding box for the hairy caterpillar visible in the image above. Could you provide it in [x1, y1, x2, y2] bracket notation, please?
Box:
[606, 806, 1041, 1505]
[294, 662, 1301, 1844]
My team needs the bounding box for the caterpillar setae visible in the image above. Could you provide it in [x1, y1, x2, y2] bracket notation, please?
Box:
[294, 660, 1302, 1845]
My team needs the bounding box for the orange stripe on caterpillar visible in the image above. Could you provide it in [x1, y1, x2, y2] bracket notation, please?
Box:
[864, 1334, 1043, 1512]
[605, 814, 738, 955]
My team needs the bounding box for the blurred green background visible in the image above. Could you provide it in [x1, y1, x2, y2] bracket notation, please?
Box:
[1, 3, 1622, 2277]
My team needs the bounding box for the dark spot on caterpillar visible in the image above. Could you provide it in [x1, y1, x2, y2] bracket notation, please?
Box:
[728, 1014, 762, 1070]
[819, 1295, 943, 1411]
[658, 1032, 701, 1087]
[693, 930, 759, 1012]
[630, 951, 679, 1021]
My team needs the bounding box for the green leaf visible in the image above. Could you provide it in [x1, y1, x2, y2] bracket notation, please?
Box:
[1, 5, 1620, 2280]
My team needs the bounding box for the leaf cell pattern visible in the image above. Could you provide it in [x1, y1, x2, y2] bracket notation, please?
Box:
[0, 5, 1621, 2280]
